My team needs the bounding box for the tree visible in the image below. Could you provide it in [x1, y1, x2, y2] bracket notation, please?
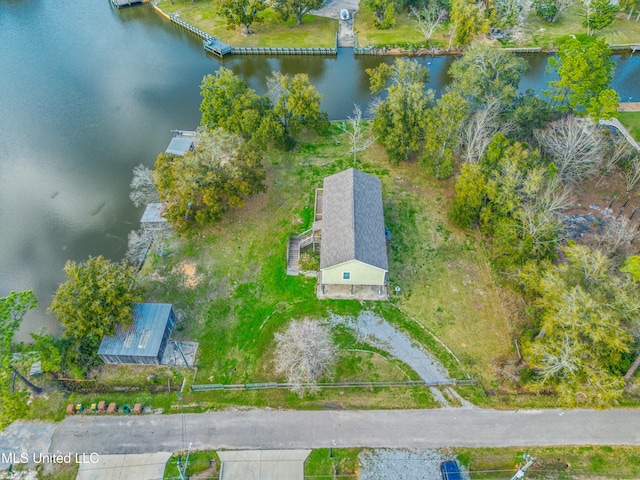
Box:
[534, 115, 606, 185]
[200, 68, 269, 139]
[267, 71, 329, 140]
[546, 35, 619, 121]
[452, 134, 564, 268]
[337, 104, 375, 165]
[129, 164, 159, 208]
[420, 90, 469, 178]
[367, 58, 433, 163]
[273, 319, 337, 395]
[153, 129, 267, 230]
[50, 256, 142, 341]
[506, 90, 554, 141]
[410, 4, 447, 44]
[533, 0, 574, 22]
[583, 0, 618, 35]
[490, 0, 526, 29]
[0, 291, 38, 428]
[216, 0, 268, 34]
[274, 0, 323, 24]
[363, 0, 396, 28]
[450, 0, 490, 47]
[521, 244, 640, 405]
[458, 101, 505, 164]
[448, 44, 529, 109]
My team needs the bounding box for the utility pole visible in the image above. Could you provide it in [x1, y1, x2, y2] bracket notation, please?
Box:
[177, 442, 193, 480]
[510, 454, 536, 480]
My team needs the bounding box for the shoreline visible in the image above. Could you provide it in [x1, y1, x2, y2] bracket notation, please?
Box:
[151, 2, 640, 57]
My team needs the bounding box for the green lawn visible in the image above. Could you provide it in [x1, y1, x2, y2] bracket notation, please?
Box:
[355, 5, 640, 50]
[517, 7, 640, 48]
[131, 123, 527, 411]
[157, 0, 337, 47]
[304, 446, 640, 479]
[619, 111, 640, 142]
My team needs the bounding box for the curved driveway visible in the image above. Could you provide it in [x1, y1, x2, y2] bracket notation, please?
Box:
[48, 408, 640, 455]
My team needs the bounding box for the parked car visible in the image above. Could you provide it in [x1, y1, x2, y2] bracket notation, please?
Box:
[440, 460, 462, 480]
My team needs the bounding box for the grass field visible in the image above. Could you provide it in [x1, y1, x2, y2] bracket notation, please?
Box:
[619, 111, 640, 141]
[303, 446, 640, 479]
[157, 0, 337, 47]
[128, 123, 524, 411]
[512, 7, 640, 48]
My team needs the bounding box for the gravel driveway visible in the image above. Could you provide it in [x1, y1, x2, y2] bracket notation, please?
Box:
[330, 311, 450, 383]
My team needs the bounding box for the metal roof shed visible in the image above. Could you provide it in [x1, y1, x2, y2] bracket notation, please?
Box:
[140, 202, 169, 231]
[98, 303, 176, 365]
[165, 137, 194, 156]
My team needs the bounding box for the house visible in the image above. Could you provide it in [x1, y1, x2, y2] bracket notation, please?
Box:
[98, 303, 176, 365]
[315, 168, 388, 299]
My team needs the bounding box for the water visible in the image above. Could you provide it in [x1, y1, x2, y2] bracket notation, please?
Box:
[1, 0, 639, 341]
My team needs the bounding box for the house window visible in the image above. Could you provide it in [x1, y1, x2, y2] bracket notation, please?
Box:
[343, 272, 351, 280]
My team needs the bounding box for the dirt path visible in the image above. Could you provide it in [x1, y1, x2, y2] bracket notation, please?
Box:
[619, 102, 640, 112]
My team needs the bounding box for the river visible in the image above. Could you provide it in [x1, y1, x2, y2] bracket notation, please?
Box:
[1, 0, 639, 341]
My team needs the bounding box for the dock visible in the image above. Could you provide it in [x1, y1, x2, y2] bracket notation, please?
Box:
[111, 0, 145, 8]
[204, 38, 233, 57]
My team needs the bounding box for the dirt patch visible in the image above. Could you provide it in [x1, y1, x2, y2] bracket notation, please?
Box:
[173, 261, 203, 288]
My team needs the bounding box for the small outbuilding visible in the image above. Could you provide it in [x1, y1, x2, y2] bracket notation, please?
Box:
[165, 132, 196, 156]
[140, 202, 169, 231]
[98, 303, 176, 365]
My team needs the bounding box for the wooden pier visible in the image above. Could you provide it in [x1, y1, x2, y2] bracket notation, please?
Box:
[229, 46, 337, 56]
[111, 0, 146, 8]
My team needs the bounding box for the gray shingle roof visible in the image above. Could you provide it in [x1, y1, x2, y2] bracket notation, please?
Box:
[97, 303, 174, 359]
[320, 168, 388, 271]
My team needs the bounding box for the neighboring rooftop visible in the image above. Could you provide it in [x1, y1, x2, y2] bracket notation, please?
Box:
[98, 303, 175, 365]
[140, 202, 168, 226]
[320, 168, 388, 271]
[165, 136, 194, 156]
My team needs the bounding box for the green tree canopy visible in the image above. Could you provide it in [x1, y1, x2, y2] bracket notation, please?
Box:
[200, 68, 271, 139]
[153, 129, 267, 230]
[450, 0, 490, 46]
[216, 0, 268, 34]
[521, 244, 640, 405]
[0, 291, 38, 428]
[362, 0, 396, 28]
[448, 45, 529, 109]
[273, 0, 323, 24]
[451, 134, 564, 269]
[368, 58, 433, 163]
[267, 71, 329, 140]
[583, 0, 618, 35]
[546, 35, 619, 121]
[50, 256, 142, 340]
[420, 90, 469, 178]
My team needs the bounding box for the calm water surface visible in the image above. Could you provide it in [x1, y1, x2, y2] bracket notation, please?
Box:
[1, 0, 639, 341]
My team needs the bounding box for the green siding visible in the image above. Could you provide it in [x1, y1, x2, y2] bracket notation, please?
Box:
[322, 260, 386, 285]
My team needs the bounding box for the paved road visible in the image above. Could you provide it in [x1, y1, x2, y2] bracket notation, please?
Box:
[47, 408, 640, 455]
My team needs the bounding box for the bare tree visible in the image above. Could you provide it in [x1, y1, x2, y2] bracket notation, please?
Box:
[534, 116, 606, 185]
[337, 104, 375, 165]
[597, 135, 636, 186]
[129, 164, 159, 208]
[126, 228, 170, 267]
[624, 153, 640, 193]
[410, 5, 447, 44]
[597, 216, 640, 255]
[458, 101, 509, 164]
[274, 319, 337, 396]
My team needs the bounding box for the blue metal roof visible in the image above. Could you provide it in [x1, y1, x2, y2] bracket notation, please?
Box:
[98, 303, 174, 359]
